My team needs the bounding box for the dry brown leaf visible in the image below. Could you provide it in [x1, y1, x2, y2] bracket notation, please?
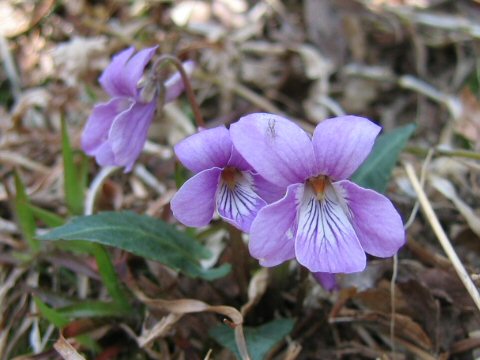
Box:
[455, 89, 480, 148]
[54, 334, 86, 360]
[362, 312, 433, 350]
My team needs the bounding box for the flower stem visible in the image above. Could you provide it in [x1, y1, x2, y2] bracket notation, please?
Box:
[152, 54, 205, 128]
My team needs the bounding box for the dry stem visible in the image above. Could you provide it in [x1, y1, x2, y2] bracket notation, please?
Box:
[404, 162, 480, 312]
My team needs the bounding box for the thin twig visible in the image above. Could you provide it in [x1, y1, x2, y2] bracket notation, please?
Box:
[404, 162, 480, 311]
[404, 149, 434, 229]
[406, 146, 480, 161]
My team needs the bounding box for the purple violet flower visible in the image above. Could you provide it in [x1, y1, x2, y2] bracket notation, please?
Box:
[81, 46, 195, 172]
[230, 113, 405, 273]
[170, 126, 283, 232]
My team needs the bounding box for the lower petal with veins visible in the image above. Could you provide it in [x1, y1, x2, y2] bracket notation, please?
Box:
[216, 171, 266, 232]
[295, 184, 366, 273]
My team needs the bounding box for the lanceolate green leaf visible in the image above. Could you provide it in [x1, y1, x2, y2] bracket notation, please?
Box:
[351, 123, 416, 193]
[210, 318, 295, 360]
[38, 212, 231, 280]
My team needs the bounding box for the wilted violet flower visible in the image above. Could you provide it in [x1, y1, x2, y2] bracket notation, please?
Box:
[81, 46, 195, 171]
[170, 126, 282, 232]
[230, 113, 405, 273]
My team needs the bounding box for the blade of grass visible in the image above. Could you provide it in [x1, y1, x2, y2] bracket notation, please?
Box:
[35, 297, 100, 351]
[29, 204, 65, 227]
[13, 170, 39, 252]
[62, 117, 84, 215]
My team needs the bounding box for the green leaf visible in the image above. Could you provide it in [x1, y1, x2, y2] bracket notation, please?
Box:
[351, 123, 416, 193]
[38, 211, 231, 280]
[210, 318, 295, 360]
[13, 170, 39, 251]
[62, 117, 84, 215]
[34, 297, 69, 328]
[28, 204, 65, 227]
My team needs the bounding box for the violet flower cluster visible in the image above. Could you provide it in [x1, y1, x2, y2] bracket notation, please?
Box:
[172, 113, 405, 274]
[82, 46, 194, 172]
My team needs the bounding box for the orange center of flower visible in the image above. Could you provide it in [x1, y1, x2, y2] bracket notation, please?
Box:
[221, 167, 238, 189]
[308, 175, 329, 200]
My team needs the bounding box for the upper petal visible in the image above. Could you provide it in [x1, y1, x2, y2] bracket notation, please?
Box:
[216, 171, 266, 232]
[295, 183, 366, 273]
[336, 180, 405, 257]
[248, 183, 303, 267]
[230, 113, 316, 188]
[227, 146, 252, 172]
[81, 97, 132, 155]
[312, 116, 381, 180]
[174, 126, 232, 174]
[171, 168, 221, 227]
[108, 100, 157, 172]
[164, 60, 195, 103]
[100, 46, 157, 98]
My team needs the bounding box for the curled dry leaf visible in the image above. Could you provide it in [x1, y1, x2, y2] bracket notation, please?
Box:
[54, 334, 86, 360]
[430, 175, 480, 237]
[241, 268, 269, 316]
[138, 313, 183, 347]
[134, 290, 250, 359]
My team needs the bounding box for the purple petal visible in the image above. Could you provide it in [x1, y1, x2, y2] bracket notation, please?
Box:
[108, 100, 157, 172]
[312, 116, 381, 180]
[249, 183, 303, 267]
[216, 171, 266, 232]
[164, 60, 195, 103]
[174, 126, 232, 173]
[81, 98, 132, 155]
[100, 46, 157, 98]
[171, 168, 222, 227]
[252, 173, 285, 204]
[230, 113, 316, 188]
[295, 184, 366, 273]
[312, 272, 337, 291]
[336, 180, 405, 257]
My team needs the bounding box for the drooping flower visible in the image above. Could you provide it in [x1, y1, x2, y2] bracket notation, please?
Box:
[170, 126, 283, 232]
[81, 46, 195, 171]
[230, 113, 405, 273]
